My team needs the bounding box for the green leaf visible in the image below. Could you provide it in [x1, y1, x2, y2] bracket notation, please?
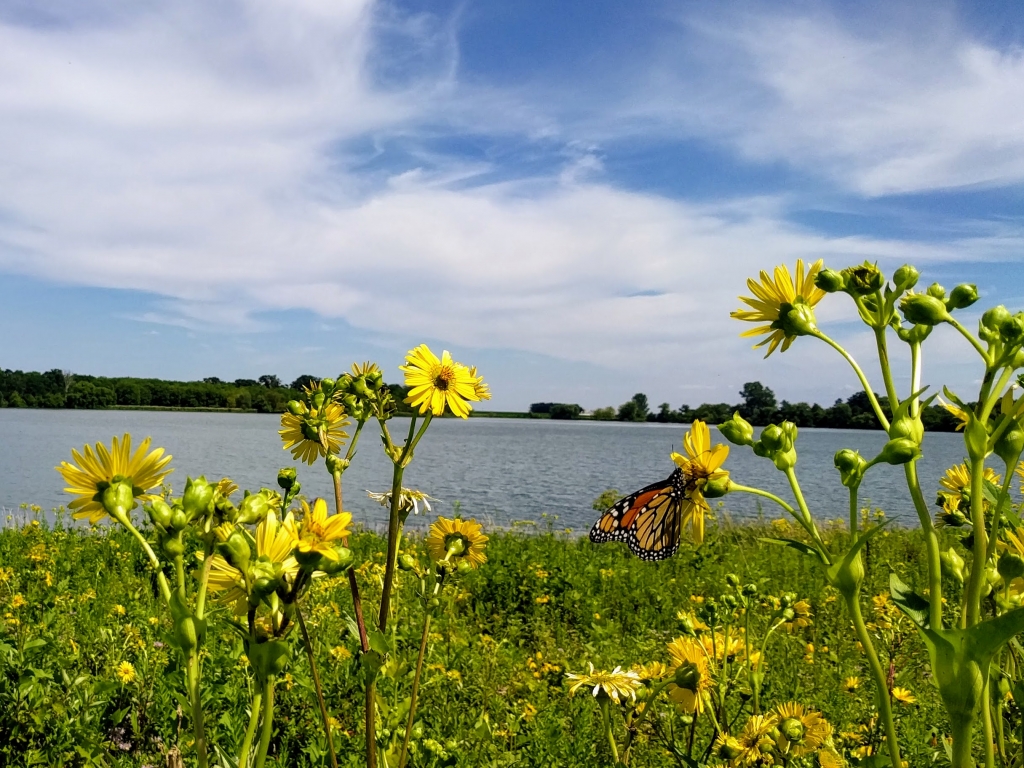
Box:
[22, 638, 47, 652]
[943, 386, 966, 408]
[758, 537, 826, 565]
[889, 573, 931, 629]
[368, 629, 391, 655]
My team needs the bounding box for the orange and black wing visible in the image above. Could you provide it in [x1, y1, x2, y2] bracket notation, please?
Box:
[590, 469, 683, 561]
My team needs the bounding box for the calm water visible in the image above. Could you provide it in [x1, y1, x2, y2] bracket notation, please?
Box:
[0, 409, 977, 530]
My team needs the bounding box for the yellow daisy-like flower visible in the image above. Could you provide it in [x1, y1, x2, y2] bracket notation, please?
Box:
[938, 462, 1000, 514]
[287, 498, 352, 561]
[669, 420, 730, 544]
[279, 401, 349, 465]
[774, 702, 832, 757]
[938, 397, 970, 431]
[699, 628, 748, 665]
[842, 676, 861, 693]
[115, 660, 136, 684]
[400, 344, 483, 419]
[630, 661, 669, 683]
[666, 636, 713, 714]
[207, 511, 300, 615]
[468, 366, 492, 402]
[57, 434, 173, 524]
[731, 259, 826, 357]
[735, 713, 779, 766]
[426, 516, 488, 568]
[565, 663, 642, 704]
[819, 748, 846, 768]
[891, 686, 916, 705]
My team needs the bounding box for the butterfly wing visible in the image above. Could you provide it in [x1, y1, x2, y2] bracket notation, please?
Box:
[590, 470, 681, 560]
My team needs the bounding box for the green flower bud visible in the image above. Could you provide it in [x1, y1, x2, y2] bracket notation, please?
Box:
[320, 377, 335, 394]
[366, 370, 384, 390]
[998, 551, 1024, 582]
[947, 284, 979, 311]
[893, 264, 920, 291]
[678, 613, 697, 635]
[876, 437, 922, 465]
[757, 736, 775, 754]
[841, 262, 884, 296]
[352, 377, 372, 398]
[779, 716, 805, 743]
[101, 478, 135, 520]
[927, 282, 946, 300]
[457, 559, 473, 573]
[834, 448, 867, 488]
[175, 615, 199, 651]
[237, 489, 277, 525]
[702, 475, 732, 499]
[995, 424, 1024, 466]
[674, 662, 701, 692]
[781, 592, 796, 608]
[759, 424, 784, 452]
[721, 593, 738, 610]
[170, 507, 189, 532]
[147, 498, 173, 528]
[277, 467, 297, 491]
[398, 553, 417, 571]
[216, 527, 252, 571]
[287, 400, 305, 417]
[814, 268, 845, 293]
[325, 454, 350, 476]
[316, 547, 354, 575]
[889, 414, 924, 445]
[295, 547, 324, 572]
[1001, 315, 1024, 345]
[250, 639, 291, 683]
[777, 300, 818, 337]
[900, 293, 950, 326]
[182, 476, 214, 521]
[982, 305, 1012, 332]
[742, 583, 758, 597]
[719, 412, 754, 446]
[162, 534, 185, 558]
[725, 573, 741, 588]
[715, 737, 743, 761]
[940, 548, 965, 584]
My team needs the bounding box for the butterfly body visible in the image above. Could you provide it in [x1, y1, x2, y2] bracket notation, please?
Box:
[589, 468, 688, 561]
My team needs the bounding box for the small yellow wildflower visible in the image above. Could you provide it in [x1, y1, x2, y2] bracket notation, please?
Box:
[842, 676, 861, 693]
[112, 604, 126, 616]
[774, 702, 832, 757]
[891, 687, 916, 705]
[426, 516, 488, 568]
[938, 397, 969, 431]
[330, 645, 352, 662]
[668, 420, 730, 544]
[400, 344, 485, 419]
[731, 258, 826, 356]
[535, 595, 550, 604]
[565, 663, 641, 704]
[10, 594, 26, 609]
[279, 399, 349, 466]
[115, 661, 136, 684]
[666, 636, 712, 714]
[287, 498, 352, 562]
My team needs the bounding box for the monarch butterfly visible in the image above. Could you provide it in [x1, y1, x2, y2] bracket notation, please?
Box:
[589, 467, 690, 561]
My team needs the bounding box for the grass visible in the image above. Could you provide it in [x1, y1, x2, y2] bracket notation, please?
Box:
[0, 507, 954, 767]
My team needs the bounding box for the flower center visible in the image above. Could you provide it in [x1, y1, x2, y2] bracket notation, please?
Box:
[433, 365, 456, 391]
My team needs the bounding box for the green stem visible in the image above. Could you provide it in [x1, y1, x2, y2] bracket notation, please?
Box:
[986, 470, 1017, 564]
[950, 715, 976, 768]
[238, 689, 263, 768]
[730, 484, 825, 558]
[378, 463, 406, 631]
[843, 591, 902, 767]
[186, 651, 209, 768]
[399, 611, 433, 768]
[904, 462, 943, 629]
[981, 678, 995, 768]
[948, 317, 991, 365]
[116, 514, 171, 603]
[599, 696, 621, 764]
[253, 677, 275, 768]
[783, 468, 827, 552]
[967, 457, 989, 627]
[814, 330, 891, 430]
[849, 484, 859, 540]
[874, 327, 901, 410]
[194, 542, 214, 620]
[744, 603, 758, 714]
[296, 605, 338, 768]
[909, 341, 923, 418]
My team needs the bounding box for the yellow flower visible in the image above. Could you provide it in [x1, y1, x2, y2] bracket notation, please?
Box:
[287, 498, 352, 561]
[565, 663, 642, 704]
[400, 344, 483, 419]
[700, 628, 747, 664]
[206, 511, 300, 615]
[669, 420, 730, 544]
[666, 637, 713, 714]
[112, 604, 126, 617]
[842, 676, 861, 693]
[731, 259, 826, 356]
[630, 661, 669, 683]
[57, 434, 173, 524]
[279, 401, 349, 465]
[891, 686, 916, 705]
[774, 702, 832, 757]
[535, 595, 551, 604]
[426, 516, 488, 568]
[939, 463, 1000, 513]
[819, 748, 847, 768]
[330, 645, 352, 662]
[938, 397, 970, 431]
[115, 661, 136, 684]
[735, 714, 779, 765]
[10, 594, 26, 609]
[783, 600, 813, 632]
[468, 366, 492, 402]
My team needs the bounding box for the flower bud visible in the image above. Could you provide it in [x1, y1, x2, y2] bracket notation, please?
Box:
[316, 547, 354, 575]
[457, 559, 473, 573]
[876, 437, 922, 465]
[175, 616, 199, 651]
[277, 467, 297, 491]
[182, 476, 214, 521]
[678, 613, 697, 635]
[295, 548, 325, 572]
[900, 293, 950, 326]
[779, 716, 805, 743]
[217, 527, 252, 571]
[889, 414, 924, 445]
[325, 454, 350, 476]
[170, 507, 189, 532]
[995, 423, 1024, 466]
[841, 262, 884, 296]
[101, 478, 135, 520]
[236, 489, 278, 525]
[814, 268, 845, 293]
[927, 282, 946, 300]
[778, 301, 818, 337]
[893, 264, 920, 291]
[399, 553, 417, 571]
[352, 377, 372, 398]
[725, 573, 741, 588]
[759, 424, 784, 452]
[162, 534, 185, 558]
[1001, 315, 1024, 345]
[366, 370, 384, 390]
[287, 400, 306, 417]
[982, 305, 1012, 332]
[147, 498, 173, 529]
[834, 449, 867, 488]
[320, 377, 335, 394]
[702, 475, 732, 499]
[721, 593, 738, 610]
[998, 551, 1024, 582]
[673, 662, 701, 691]
[946, 284, 979, 311]
[719, 413, 754, 446]
[742, 583, 758, 597]
[715, 737, 743, 760]
[940, 548, 965, 584]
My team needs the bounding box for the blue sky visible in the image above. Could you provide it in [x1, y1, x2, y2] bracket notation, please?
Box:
[1, 0, 1023, 411]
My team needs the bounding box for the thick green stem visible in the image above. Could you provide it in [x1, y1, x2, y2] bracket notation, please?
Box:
[950, 715, 976, 768]
[966, 458, 989, 627]
[874, 327, 901, 410]
[905, 462, 943, 629]
[599, 696, 621, 764]
[186, 651, 209, 768]
[399, 611, 433, 768]
[296, 605, 338, 768]
[981, 679, 995, 768]
[378, 462, 407, 631]
[238, 689, 263, 768]
[843, 591, 901, 767]
[253, 678, 275, 768]
[814, 331, 890, 430]
[783, 468, 827, 552]
[116, 513, 172, 603]
[948, 317, 991, 365]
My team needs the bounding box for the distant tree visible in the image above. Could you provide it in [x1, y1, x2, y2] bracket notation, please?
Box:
[8, 391, 25, 408]
[61, 369, 74, 395]
[233, 379, 259, 388]
[529, 403, 554, 414]
[549, 403, 582, 420]
[291, 374, 319, 391]
[738, 381, 777, 425]
[259, 375, 282, 389]
[592, 406, 616, 420]
[655, 402, 673, 423]
[618, 393, 649, 421]
[631, 393, 649, 420]
[692, 402, 734, 423]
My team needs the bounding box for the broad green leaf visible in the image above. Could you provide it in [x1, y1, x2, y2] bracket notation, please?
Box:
[758, 537, 826, 565]
[889, 573, 931, 629]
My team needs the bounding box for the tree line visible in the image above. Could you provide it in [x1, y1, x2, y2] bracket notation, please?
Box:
[0, 369, 413, 414]
[532, 380, 962, 431]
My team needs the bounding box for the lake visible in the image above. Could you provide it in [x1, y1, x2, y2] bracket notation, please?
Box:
[0, 409, 978, 531]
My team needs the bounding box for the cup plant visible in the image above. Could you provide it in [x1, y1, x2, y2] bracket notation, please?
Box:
[718, 259, 1024, 768]
[55, 344, 490, 767]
